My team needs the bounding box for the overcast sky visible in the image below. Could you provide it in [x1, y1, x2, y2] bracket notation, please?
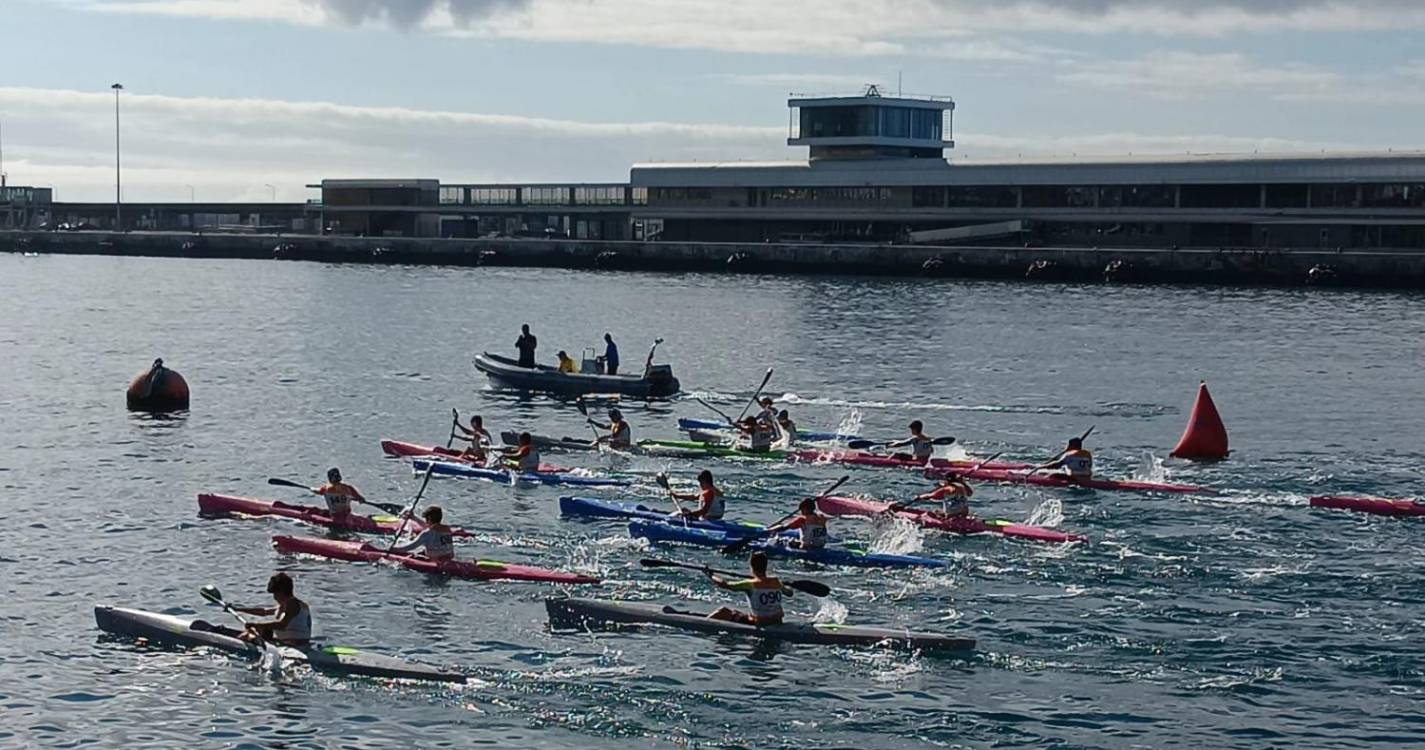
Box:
[5, 0, 1425, 201]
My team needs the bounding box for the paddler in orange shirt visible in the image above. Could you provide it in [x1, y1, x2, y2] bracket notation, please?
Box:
[312, 468, 364, 521]
[1034, 437, 1094, 482]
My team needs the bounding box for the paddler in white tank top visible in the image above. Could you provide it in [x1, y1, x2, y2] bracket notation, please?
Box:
[707, 551, 788, 626]
[764, 497, 830, 549]
[388, 506, 457, 561]
[735, 414, 776, 453]
[312, 468, 364, 520]
[1034, 437, 1094, 481]
[916, 472, 974, 517]
[236, 572, 313, 645]
[886, 420, 937, 463]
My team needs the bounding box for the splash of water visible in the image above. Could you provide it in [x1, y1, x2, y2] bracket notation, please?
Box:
[1025, 497, 1065, 529]
[811, 598, 848, 624]
[1134, 451, 1169, 482]
[868, 516, 925, 555]
[835, 407, 864, 438]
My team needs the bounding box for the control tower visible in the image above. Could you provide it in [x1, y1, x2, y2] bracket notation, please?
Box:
[787, 84, 955, 161]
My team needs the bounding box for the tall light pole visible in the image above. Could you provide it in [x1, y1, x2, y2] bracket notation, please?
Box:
[185, 184, 195, 202]
[264, 183, 276, 201]
[111, 83, 123, 230]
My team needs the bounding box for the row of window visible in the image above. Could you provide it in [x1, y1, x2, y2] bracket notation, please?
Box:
[434, 186, 648, 206]
[797, 107, 946, 142]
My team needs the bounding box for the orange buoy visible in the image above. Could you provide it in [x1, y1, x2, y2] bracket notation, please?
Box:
[1169, 381, 1228, 461]
[126, 358, 190, 412]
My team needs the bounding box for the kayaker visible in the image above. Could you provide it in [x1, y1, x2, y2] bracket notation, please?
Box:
[774, 410, 798, 448]
[556, 350, 578, 374]
[886, 420, 936, 463]
[755, 397, 778, 425]
[501, 432, 542, 472]
[312, 468, 364, 520]
[706, 551, 787, 626]
[673, 469, 726, 520]
[515, 324, 537, 368]
[1034, 437, 1094, 481]
[454, 414, 492, 447]
[915, 472, 974, 517]
[600, 333, 620, 375]
[764, 497, 829, 550]
[734, 415, 776, 453]
[388, 506, 456, 561]
[236, 572, 312, 645]
[589, 408, 633, 449]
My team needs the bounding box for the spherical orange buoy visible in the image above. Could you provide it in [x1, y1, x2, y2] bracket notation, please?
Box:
[126, 358, 190, 412]
[1169, 381, 1228, 461]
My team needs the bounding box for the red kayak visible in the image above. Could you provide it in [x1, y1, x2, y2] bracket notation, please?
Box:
[272, 535, 600, 584]
[381, 439, 570, 473]
[788, 449, 1030, 471]
[196, 493, 472, 537]
[927, 466, 1208, 494]
[1310, 495, 1425, 518]
[817, 496, 1086, 544]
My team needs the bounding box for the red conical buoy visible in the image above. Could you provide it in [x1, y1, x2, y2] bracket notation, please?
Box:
[1170, 381, 1228, 461]
[126, 358, 190, 412]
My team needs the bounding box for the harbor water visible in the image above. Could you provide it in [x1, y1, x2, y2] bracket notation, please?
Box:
[1, 254, 1422, 748]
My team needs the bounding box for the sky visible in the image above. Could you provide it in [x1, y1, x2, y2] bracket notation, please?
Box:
[3, 0, 1425, 202]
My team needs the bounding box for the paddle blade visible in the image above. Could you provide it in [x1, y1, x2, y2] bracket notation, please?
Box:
[639, 558, 678, 569]
[574, 399, 589, 417]
[373, 502, 405, 515]
[845, 439, 877, 450]
[932, 436, 957, 446]
[654, 473, 671, 489]
[266, 478, 308, 489]
[787, 579, 830, 598]
[199, 585, 224, 605]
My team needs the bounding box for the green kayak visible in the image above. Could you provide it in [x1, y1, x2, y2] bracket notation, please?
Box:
[636, 439, 789, 461]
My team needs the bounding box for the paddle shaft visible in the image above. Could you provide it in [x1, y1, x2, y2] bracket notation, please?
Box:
[848, 435, 956, 451]
[723, 475, 850, 553]
[695, 397, 737, 426]
[889, 452, 1003, 512]
[385, 460, 439, 553]
[639, 558, 829, 598]
[735, 368, 774, 422]
[266, 478, 405, 515]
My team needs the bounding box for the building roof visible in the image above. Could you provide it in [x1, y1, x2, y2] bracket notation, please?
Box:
[631, 150, 1425, 188]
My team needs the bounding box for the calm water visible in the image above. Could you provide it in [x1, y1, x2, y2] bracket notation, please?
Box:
[2, 254, 1423, 749]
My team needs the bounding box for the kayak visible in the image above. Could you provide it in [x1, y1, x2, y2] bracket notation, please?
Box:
[410, 458, 630, 487]
[272, 535, 601, 584]
[677, 418, 857, 444]
[816, 496, 1086, 544]
[94, 605, 465, 683]
[558, 495, 822, 541]
[474, 351, 680, 399]
[789, 449, 1031, 472]
[637, 439, 789, 461]
[627, 520, 946, 569]
[927, 466, 1208, 495]
[381, 439, 477, 462]
[499, 431, 599, 452]
[546, 598, 974, 652]
[196, 493, 473, 537]
[1310, 495, 1425, 518]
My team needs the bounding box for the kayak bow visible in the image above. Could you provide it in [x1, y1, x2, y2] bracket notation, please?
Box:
[272, 535, 601, 584]
[197, 493, 474, 537]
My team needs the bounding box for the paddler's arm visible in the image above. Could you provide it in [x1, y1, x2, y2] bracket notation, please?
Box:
[388, 530, 429, 555]
[346, 485, 366, 502]
[1032, 453, 1067, 471]
[233, 605, 276, 616]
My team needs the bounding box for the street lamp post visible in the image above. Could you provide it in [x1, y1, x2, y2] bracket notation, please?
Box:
[111, 83, 123, 230]
[264, 184, 276, 201]
[185, 184, 195, 202]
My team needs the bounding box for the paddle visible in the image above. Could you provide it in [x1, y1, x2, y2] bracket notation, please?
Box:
[653, 473, 686, 515]
[735, 367, 775, 422]
[266, 477, 406, 515]
[887, 452, 1004, 513]
[845, 435, 957, 451]
[575, 397, 606, 452]
[446, 408, 460, 448]
[639, 558, 830, 598]
[695, 397, 737, 426]
[385, 460, 439, 553]
[722, 475, 851, 554]
[199, 584, 283, 669]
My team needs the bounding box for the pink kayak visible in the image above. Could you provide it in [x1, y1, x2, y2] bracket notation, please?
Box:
[1310, 495, 1425, 518]
[927, 466, 1208, 494]
[196, 493, 472, 537]
[788, 449, 1030, 471]
[381, 439, 569, 473]
[272, 535, 600, 584]
[817, 496, 1086, 544]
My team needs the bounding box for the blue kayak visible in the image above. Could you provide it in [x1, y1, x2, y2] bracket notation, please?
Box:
[411, 459, 630, 487]
[627, 520, 946, 569]
[559, 496, 828, 541]
[676, 418, 857, 444]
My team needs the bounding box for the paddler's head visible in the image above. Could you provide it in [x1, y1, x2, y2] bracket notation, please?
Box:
[940, 471, 961, 484]
[748, 551, 769, 577]
[266, 572, 294, 601]
[697, 469, 714, 488]
[909, 420, 924, 435]
[326, 467, 342, 483]
[1067, 437, 1083, 451]
[798, 497, 817, 515]
[423, 506, 443, 525]
[759, 397, 773, 408]
[608, 408, 622, 422]
[519, 432, 532, 446]
[471, 415, 483, 428]
[777, 410, 791, 423]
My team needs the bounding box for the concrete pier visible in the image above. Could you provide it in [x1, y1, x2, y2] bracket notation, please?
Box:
[3, 229, 1423, 289]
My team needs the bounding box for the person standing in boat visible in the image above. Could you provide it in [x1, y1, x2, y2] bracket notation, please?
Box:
[515, 324, 538, 368]
[311, 468, 363, 521]
[706, 552, 787, 626]
[1033, 437, 1093, 481]
[589, 407, 633, 449]
[598, 333, 620, 375]
[886, 420, 937, 463]
[236, 572, 312, 645]
[673, 469, 726, 520]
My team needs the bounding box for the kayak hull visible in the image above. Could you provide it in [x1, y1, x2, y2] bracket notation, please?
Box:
[1310, 495, 1425, 517]
[196, 493, 472, 537]
[499, 431, 598, 452]
[789, 449, 1030, 472]
[272, 535, 601, 584]
[411, 458, 629, 487]
[381, 439, 473, 462]
[627, 520, 945, 569]
[816, 496, 1085, 544]
[94, 605, 465, 683]
[546, 598, 974, 652]
[927, 466, 1208, 494]
[475, 352, 680, 399]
